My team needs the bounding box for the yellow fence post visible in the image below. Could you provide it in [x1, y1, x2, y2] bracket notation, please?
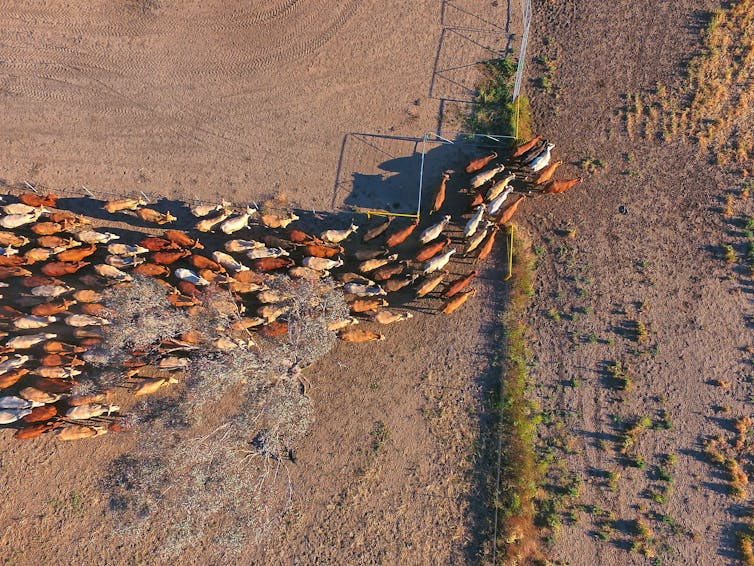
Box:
[504, 224, 514, 281]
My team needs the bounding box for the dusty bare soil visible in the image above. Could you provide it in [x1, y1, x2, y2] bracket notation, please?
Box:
[2, 0, 748, 564]
[520, 0, 753, 564]
[0, 1, 521, 565]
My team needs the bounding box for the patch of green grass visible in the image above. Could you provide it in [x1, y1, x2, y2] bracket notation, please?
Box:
[724, 244, 737, 263]
[534, 53, 559, 97]
[467, 58, 532, 140]
[608, 359, 632, 391]
[371, 420, 391, 453]
[578, 157, 608, 174]
[491, 230, 543, 562]
[607, 471, 620, 492]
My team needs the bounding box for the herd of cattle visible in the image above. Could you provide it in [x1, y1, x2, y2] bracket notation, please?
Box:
[0, 134, 579, 442]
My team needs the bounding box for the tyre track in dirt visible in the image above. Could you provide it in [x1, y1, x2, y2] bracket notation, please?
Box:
[0, 0, 303, 39]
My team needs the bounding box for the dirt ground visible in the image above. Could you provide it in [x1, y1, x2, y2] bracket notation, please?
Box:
[0, 1, 521, 564]
[520, 0, 752, 564]
[1, 0, 748, 564]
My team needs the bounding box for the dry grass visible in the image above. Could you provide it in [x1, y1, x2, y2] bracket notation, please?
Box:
[491, 228, 544, 564]
[621, 0, 754, 166]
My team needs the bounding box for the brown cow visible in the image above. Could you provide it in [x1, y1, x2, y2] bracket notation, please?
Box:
[137, 208, 176, 224]
[22, 275, 61, 288]
[0, 305, 24, 320]
[415, 271, 447, 297]
[288, 229, 317, 244]
[37, 236, 79, 249]
[198, 269, 230, 285]
[303, 243, 343, 259]
[386, 219, 419, 248]
[382, 274, 418, 293]
[24, 248, 56, 263]
[41, 353, 84, 367]
[43, 341, 86, 354]
[495, 196, 525, 225]
[362, 217, 393, 243]
[103, 197, 146, 214]
[56, 425, 107, 441]
[47, 211, 87, 226]
[152, 249, 191, 265]
[133, 263, 170, 277]
[232, 270, 265, 284]
[31, 299, 76, 317]
[533, 160, 563, 185]
[0, 266, 32, 279]
[353, 248, 387, 261]
[543, 177, 583, 194]
[22, 405, 59, 424]
[465, 151, 498, 173]
[164, 230, 203, 249]
[178, 281, 201, 298]
[510, 134, 542, 159]
[441, 288, 477, 314]
[56, 244, 97, 263]
[0, 368, 29, 389]
[72, 289, 102, 303]
[0, 232, 29, 247]
[41, 261, 89, 277]
[467, 190, 485, 210]
[68, 392, 109, 407]
[442, 270, 478, 298]
[28, 376, 74, 394]
[263, 234, 295, 250]
[19, 193, 57, 207]
[250, 257, 295, 272]
[476, 226, 500, 261]
[139, 237, 178, 252]
[79, 303, 107, 317]
[349, 298, 388, 313]
[415, 236, 450, 263]
[30, 222, 63, 236]
[0, 255, 27, 267]
[15, 422, 60, 440]
[431, 172, 450, 214]
[372, 262, 406, 282]
[188, 254, 225, 272]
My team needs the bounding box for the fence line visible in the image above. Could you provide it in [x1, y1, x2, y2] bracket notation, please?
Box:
[492, 3, 532, 562]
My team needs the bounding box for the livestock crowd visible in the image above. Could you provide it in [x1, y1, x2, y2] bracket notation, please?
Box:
[0, 133, 579, 442]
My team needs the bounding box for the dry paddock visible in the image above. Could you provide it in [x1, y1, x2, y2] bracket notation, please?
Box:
[0, 1, 522, 564]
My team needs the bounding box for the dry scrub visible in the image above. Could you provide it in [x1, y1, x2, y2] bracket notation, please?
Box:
[621, 0, 754, 166]
[100, 276, 347, 559]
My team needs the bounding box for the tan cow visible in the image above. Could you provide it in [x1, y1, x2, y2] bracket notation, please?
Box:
[103, 197, 147, 214]
[337, 328, 384, 342]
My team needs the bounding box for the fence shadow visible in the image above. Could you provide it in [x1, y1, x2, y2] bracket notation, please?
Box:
[432, 1, 518, 137]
